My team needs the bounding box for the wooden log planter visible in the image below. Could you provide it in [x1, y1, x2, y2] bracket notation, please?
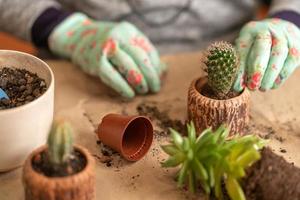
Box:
[187, 77, 250, 136]
[23, 145, 95, 200]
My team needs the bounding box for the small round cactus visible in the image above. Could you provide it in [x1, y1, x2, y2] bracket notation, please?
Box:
[204, 41, 238, 99]
[47, 120, 74, 166]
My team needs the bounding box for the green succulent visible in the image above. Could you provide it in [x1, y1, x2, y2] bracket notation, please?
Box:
[47, 120, 74, 166]
[161, 122, 265, 200]
[204, 41, 239, 99]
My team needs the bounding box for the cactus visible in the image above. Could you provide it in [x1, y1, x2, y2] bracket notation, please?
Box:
[161, 122, 266, 200]
[47, 120, 74, 166]
[204, 41, 238, 99]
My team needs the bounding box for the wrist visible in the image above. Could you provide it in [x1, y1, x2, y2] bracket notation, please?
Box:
[31, 7, 71, 48]
[48, 13, 90, 58]
[271, 10, 300, 28]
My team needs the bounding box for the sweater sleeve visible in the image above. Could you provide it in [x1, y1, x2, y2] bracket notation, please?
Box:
[269, 0, 300, 15]
[269, 0, 300, 28]
[0, 0, 61, 41]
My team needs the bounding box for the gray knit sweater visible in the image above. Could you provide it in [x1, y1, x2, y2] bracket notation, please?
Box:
[1, 0, 300, 52]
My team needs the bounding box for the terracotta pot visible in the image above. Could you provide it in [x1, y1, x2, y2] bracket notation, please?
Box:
[97, 114, 153, 161]
[23, 145, 95, 200]
[187, 77, 250, 136]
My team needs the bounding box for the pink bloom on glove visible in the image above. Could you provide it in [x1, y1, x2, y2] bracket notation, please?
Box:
[82, 19, 92, 25]
[131, 36, 151, 52]
[102, 38, 117, 56]
[81, 29, 97, 38]
[271, 36, 278, 47]
[127, 69, 143, 85]
[67, 31, 74, 37]
[249, 72, 262, 90]
[290, 47, 300, 57]
[275, 76, 282, 85]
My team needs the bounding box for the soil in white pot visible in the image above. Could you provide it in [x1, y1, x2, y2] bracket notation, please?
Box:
[0, 67, 47, 109]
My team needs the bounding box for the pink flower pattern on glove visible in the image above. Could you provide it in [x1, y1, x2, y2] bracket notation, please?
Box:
[127, 69, 143, 85]
[233, 18, 300, 92]
[49, 13, 164, 99]
[130, 36, 152, 53]
[102, 38, 117, 56]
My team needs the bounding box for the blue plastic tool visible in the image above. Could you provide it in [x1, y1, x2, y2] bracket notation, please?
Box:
[0, 88, 9, 100]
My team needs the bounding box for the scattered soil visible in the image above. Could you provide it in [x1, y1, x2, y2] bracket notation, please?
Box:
[244, 121, 285, 143]
[200, 83, 239, 100]
[32, 150, 86, 177]
[279, 148, 287, 153]
[95, 140, 124, 168]
[243, 147, 300, 200]
[0, 67, 47, 109]
[136, 102, 187, 135]
[131, 174, 140, 179]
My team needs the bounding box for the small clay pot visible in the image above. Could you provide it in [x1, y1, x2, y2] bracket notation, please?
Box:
[23, 145, 95, 200]
[97, 114, 153, 161]
[187, 77, 250, 136]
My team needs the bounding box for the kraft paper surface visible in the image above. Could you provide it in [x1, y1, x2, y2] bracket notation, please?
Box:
[1, 52, 300, 200]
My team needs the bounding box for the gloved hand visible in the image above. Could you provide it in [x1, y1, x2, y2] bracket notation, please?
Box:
[49, 13, 166, 98]
[233, 18, 300, 92]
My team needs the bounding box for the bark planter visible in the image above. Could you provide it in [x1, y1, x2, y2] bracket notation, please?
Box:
[23, 145, 95, 200]
[98, 114, 153, 161]
[187, 77, 250, 135]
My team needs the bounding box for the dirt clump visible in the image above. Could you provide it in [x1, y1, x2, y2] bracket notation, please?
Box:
[136, 101, 187, 135]
[243, 147, 300, 200]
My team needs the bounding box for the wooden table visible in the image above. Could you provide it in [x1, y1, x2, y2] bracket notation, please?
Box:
[1, 52, 300, 200]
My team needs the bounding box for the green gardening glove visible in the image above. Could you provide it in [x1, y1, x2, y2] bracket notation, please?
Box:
[233, 18, 300, 92]
[49, 13, 166, 99]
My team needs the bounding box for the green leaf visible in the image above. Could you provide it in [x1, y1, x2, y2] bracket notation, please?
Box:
[256, 137, 268, 149]
[196, 127, 212, 143]
[161, 145, 179, 156]
[200, 152, 221, 166]
[227, 141, 252, 161]
[177, 161, 189, 187]
[198, 143, 218, 154]
[161, 153, 185, 167]
[195, 129, 213, 152]
[183, 138, 190, 152]
[170, 128, 183, 148]
[192, 158, 208, 181]
[188, 171, 196, 193]
[213, 124, 227, 139]
[208, 165, 215, 187]
[229, 165, 246, 178]
[236, 148, 261, 168]
[187, 149, 194, 161]
[188, 122, 196, 144]
[214, 167, 223, 200]
[218, 125, 230, 142]
[225, 176, 246, 200]
[218, 148, 231, 157]
[200, 179, 211, 194]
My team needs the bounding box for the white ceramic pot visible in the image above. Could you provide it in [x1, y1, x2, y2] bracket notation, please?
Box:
[0, 50, 54, 172]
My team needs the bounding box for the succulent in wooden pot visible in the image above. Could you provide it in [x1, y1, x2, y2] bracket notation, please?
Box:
[22, 120, 95, 200]
[187, 41, 250, 135]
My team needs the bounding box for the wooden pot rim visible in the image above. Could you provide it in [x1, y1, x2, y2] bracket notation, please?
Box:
[23, 144, 94, 183]
[190, 77, 250, 103]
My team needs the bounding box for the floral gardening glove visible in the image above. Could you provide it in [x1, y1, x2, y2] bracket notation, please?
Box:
[233, 18, 300, 92]
[49, 13, 166, 98]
